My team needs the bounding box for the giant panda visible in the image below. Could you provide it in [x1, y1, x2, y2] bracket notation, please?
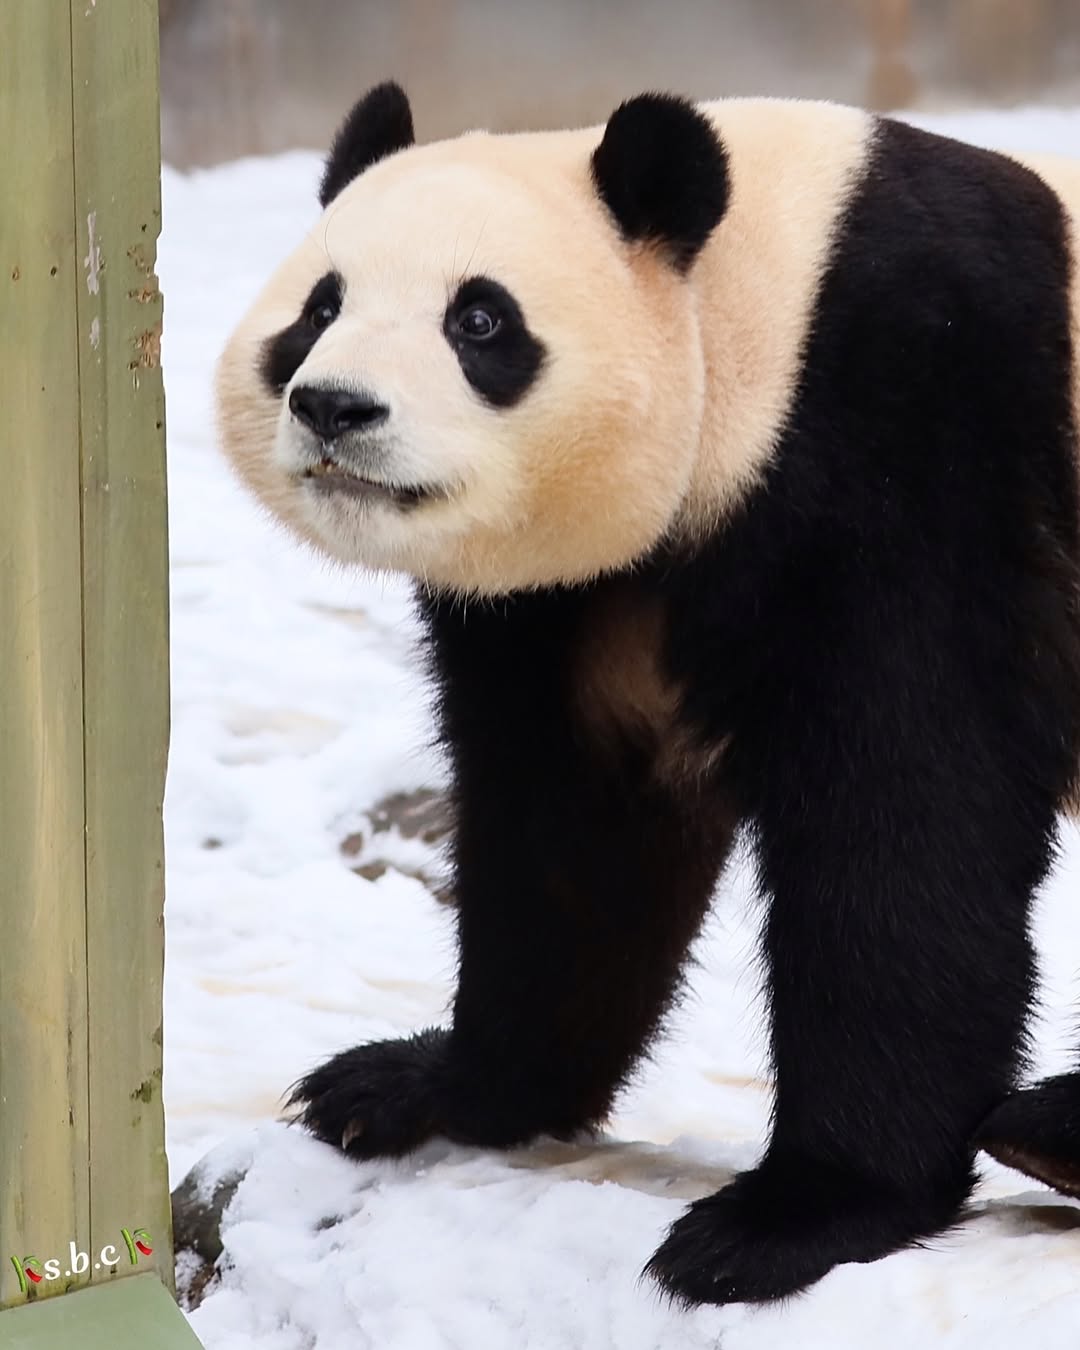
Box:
[216, 82, 1080, 1306]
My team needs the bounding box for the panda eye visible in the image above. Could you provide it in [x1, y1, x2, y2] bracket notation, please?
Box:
[308, 302, 339, 331]
[458, 305, 500, 340]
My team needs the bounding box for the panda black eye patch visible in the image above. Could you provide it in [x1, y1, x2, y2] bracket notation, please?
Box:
[444, 276, 546, 409]
[260, 271, 344, 395]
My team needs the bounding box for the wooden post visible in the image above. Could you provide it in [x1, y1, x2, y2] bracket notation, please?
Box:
[0, 2, 200, 1342]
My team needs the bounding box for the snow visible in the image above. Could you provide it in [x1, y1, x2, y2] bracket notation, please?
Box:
[160, 108, 1080, 1349]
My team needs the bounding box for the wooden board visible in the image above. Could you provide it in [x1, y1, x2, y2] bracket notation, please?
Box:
[0, 1, 92, 1307]
[69, 0, 173, 1287]
[0, 0, 178, 1328]
[4, 1274, 202, 1349]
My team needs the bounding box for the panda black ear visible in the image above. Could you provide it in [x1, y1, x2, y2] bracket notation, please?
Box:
[319, 81, 415, 207]
[590, 94, 729, 273]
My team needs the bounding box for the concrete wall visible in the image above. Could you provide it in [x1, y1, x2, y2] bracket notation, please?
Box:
[160, 0, 1080, 167]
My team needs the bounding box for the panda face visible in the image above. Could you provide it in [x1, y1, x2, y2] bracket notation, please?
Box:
[216, 88, 729, 595]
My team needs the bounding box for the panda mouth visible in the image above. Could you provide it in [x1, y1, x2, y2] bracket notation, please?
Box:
[302, 459, 438, 508]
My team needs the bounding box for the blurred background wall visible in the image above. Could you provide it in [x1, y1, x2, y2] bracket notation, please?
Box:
[160, 0, 1080, 167]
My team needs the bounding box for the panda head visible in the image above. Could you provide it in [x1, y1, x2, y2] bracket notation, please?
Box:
[216, 82, 730, 595]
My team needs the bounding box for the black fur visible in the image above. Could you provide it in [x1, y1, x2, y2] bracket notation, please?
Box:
[976, 1071, 1080, 1197]
[293, 585, 739, 1153]
[319, 81, 415, 208]
[591, 93, 729, 272]
[290, 115, 1080, 1306]
[289, 1029, 452, 1157]
[646, 1161, 972, 1306]
[261, 271, 343, 395]
[444, 276, 546, 409]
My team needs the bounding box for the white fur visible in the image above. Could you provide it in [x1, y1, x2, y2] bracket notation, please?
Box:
[217, 99, 1080, 604]
[216, 100, 875, 594]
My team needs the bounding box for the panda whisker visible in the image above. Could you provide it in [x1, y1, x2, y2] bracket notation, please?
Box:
[319, 191, 351, 271]
[447, 230, 463, 302]
[452, 215, 491, 290]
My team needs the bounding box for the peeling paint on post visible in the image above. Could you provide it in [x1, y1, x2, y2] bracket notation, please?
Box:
[83, 212, 101, 294]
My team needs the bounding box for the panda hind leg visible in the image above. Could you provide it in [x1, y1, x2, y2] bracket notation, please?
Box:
[976, 1073, 1080, 1199]
[646, 650, 1054, 1305]
[646, 1156, 973, 1307]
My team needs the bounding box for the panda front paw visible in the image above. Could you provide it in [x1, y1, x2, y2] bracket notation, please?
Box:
[287, 1028, 454, 1159]
[645, 1159, 970, 1306]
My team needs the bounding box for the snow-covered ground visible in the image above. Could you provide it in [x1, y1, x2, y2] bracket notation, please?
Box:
[161, 107, 1080, 1349]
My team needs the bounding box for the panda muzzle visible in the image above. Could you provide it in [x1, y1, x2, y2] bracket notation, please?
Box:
[303, 458, 434, 508]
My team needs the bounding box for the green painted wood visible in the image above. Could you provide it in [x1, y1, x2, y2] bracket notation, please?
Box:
[0, 0, 179, 1328]
[4, 1274, 203, 1349]
[68, 0, 173, 1292]
[0, 2, 92, 1309]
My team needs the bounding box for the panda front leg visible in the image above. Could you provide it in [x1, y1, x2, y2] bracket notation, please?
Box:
[289, 587, 736, 1159]
[647, 672, 1055, 1306]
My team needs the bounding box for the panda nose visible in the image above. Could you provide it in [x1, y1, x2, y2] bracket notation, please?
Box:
[288, 385, 389, 440]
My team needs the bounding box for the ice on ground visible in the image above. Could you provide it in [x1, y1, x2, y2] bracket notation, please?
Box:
[161, 109, 1080, 1349]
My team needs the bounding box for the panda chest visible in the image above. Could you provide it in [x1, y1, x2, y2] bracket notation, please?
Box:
[573, 588, 722, 790]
